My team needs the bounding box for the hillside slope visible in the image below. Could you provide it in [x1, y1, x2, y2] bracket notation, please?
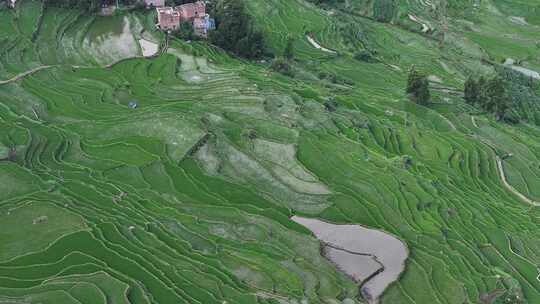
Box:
[0, 0, 539, 304]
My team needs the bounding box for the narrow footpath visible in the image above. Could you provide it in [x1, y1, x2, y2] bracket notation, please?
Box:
[473, 135, 540, 206]
[495, 156, 540, 207]
[0, 65, 53, 85]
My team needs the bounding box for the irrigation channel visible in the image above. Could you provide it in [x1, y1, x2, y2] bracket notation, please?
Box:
[291, 216, 408, 303]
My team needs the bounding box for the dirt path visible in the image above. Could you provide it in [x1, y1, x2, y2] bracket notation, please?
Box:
[471, 116, 478, 128]
[306, 35, 337, 54]
[476, 136, 539, 206]
[495, 156, 540, 207]
[0, 65, 53, 85]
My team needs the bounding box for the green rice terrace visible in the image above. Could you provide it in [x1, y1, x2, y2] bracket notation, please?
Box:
[0, 0, 540, 303]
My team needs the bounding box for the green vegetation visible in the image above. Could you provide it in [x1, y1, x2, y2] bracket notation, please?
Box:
[284, 36, 294, 61]
[1, 0, 540, 303]
[465, 75, 511, 122]
[406, 67, 430, 105]
[465, 68, 540, 123]
[172, 22, 195, 41]
[45, 0, 142, 11]
[209, 0, 267, 59]
[0, 202, 86, 261]
[373, 0, 396, 23]
[270, 57, 294, 77]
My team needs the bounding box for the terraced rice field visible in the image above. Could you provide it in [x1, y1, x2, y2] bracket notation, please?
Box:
[1, 0, 540, 303]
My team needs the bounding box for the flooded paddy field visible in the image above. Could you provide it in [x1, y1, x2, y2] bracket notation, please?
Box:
[83, 16, 140, 65]
[292, 216, 408, 303]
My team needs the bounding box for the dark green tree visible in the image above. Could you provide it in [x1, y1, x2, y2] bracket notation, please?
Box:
[476, 76, 488, 105]
[284, 36, 294, 61]
[354, 50, 376, 63]
[373, 0, 396, 23]
[406, 67, 430, 105]
[270, 58, 294, 77]
[209, 0, 267, 59]
[464, 74, 518, 123]
[464, 77, 479, 104]
[485, 76, 508, 120]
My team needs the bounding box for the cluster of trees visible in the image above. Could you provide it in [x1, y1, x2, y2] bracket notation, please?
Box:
[209, 0, 267, 59]
[304, 0, 346, 8]
[164, 0, 195, 6]
[354, 50, 376, 62]
[270, 37, 295, 76]
[406, 67, 430, 105]
[172, 22, 195, 40]
[45, 0, 101, 10]
[464, 75, 518, 123]
[45, 0, 142, 11]
[373, 0, 396, 23]
[404, 66, 538, 124]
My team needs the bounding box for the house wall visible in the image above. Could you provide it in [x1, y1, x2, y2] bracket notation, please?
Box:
[157, 8, 181, 30]
[176, 1, 205, 22]
[156, 2, 211, 35]
[193, 17, 207, 37]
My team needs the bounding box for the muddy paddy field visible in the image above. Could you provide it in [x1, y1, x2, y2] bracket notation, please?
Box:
[292, 216, 408, 303]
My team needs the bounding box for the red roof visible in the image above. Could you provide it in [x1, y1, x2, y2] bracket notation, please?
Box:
[176, 1, 205, 21]
[156, 7, 181, 30]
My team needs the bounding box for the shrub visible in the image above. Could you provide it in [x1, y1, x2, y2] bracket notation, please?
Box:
[354, 50, 376, 63]
[271, 58, 294, 77]
[324, 98, 338, 112]
[406, 67, 430, 105]
[172, 22, 195, 41]
[464, 76, 480, 104]
[284, 36, 294, 61]
[317, 70, 354, 86]
[502, 109, 520, 124]
[133, 1, 146, 11]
